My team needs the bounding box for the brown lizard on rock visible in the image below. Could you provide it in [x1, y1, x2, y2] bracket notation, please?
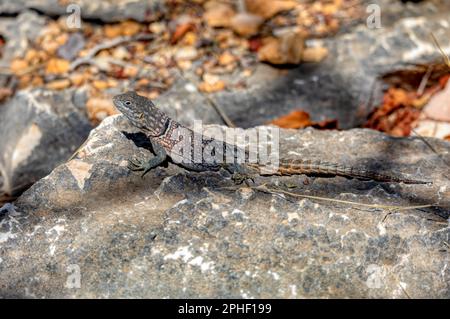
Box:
[113, 91, 430, 185]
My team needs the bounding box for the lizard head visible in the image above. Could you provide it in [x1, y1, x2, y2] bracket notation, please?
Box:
[113, 91, 170, 137]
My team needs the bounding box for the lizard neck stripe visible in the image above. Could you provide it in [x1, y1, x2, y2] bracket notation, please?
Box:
[152, 117, 171, 138]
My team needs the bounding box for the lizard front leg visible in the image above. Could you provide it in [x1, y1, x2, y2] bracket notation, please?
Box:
[128, 140, 167, 177]
[222, 164, 256, 185]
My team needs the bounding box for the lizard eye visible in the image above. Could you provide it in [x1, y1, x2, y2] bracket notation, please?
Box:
[124, 101, 132, 106]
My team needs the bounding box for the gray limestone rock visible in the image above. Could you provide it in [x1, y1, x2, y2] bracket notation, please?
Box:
[0, 0, 165, 23]
[0, 115, 448, 298]
[0, 88, 92, 197]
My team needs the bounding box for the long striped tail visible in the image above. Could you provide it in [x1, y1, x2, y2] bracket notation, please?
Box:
[257, 159, 431, 184]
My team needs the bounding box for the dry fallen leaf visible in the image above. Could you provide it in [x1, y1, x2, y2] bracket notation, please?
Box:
[45, 58, 70, 74]
[301, 46, 328, 63]
[10, 59, 29, 74]
[46, 78, 71, 90]
[270, 110, 311, 129]
[121, 21, 142, 36]
[104, 24, 122, 38]
[218, 51, 235, 66]
[269, 109, 337, 129]
[365, 87, 423, 136]
[171, 22, 194, 44]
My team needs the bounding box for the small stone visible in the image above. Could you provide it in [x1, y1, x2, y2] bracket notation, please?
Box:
[230, 13, 263, 37]
[46, 79, 71, 90]
[174, 47, 198, 61]
[45, 58, 70, 74]
[204, 2, 236, 28]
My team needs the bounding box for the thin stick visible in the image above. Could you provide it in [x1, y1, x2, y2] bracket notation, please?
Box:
[430, 32, 450, 68]
[417, 64, 433, 96]
[70, 33, 155, 71]
[222, 184, 435, 211]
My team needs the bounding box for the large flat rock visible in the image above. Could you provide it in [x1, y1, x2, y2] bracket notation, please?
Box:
[0, 115, 448, 298]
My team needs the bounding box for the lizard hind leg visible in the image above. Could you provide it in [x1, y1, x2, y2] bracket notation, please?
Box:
[127, 140, 167, 178]
[231, 172, 255, 185]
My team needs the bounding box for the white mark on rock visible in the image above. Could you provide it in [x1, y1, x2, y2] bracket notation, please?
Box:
[185, 83, 197, 92]
[45, 221, 67, 256]
[289, 284, 297, 297]
[231, 208, 248, 219]
[164, 246, 193, 263]
[188, 256, 214, 273]
[377, 222, 387, 236]
[240, 289, 253, 299]
[366, 264, 384, 289]
[0, 229, 16, 244]
[268, 270, 280, 280]
[66, 160, 93, 190]
[46, 224, 65, 237]
[287, 212, 299, 222]
[12, 123, 42, 171]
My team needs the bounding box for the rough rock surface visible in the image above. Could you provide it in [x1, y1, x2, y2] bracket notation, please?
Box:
[0, 0, 165, 23]
[0, 88, 92, 197]
[0, 115, 448, 298]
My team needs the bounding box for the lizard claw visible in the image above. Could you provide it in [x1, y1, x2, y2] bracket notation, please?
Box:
[127, 158, 145, 171]
[232, 172, 255, 185]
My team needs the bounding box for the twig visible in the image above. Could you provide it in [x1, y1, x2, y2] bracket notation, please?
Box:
[417, 64, 433, 96]
[222, 184, 435, 211]
[430, 32, 450, 69]
[70, 33, 155, 71]
[0, 62, 45, 76]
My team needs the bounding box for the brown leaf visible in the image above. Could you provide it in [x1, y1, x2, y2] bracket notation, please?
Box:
[270, 109, 337, 129]
[269, 110, 312, 129]
[10, 59, 29, 74]
[45, 58, 70, 74]
[301, 46, 328, 63]
[46, 79, 71, 90]
[171, 22, 194, 44]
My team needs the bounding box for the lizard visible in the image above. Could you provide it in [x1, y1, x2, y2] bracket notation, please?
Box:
[113, 91, 431, 185]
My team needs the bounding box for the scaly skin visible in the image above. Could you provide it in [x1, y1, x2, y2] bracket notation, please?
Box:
[113, 91, 430, 185]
